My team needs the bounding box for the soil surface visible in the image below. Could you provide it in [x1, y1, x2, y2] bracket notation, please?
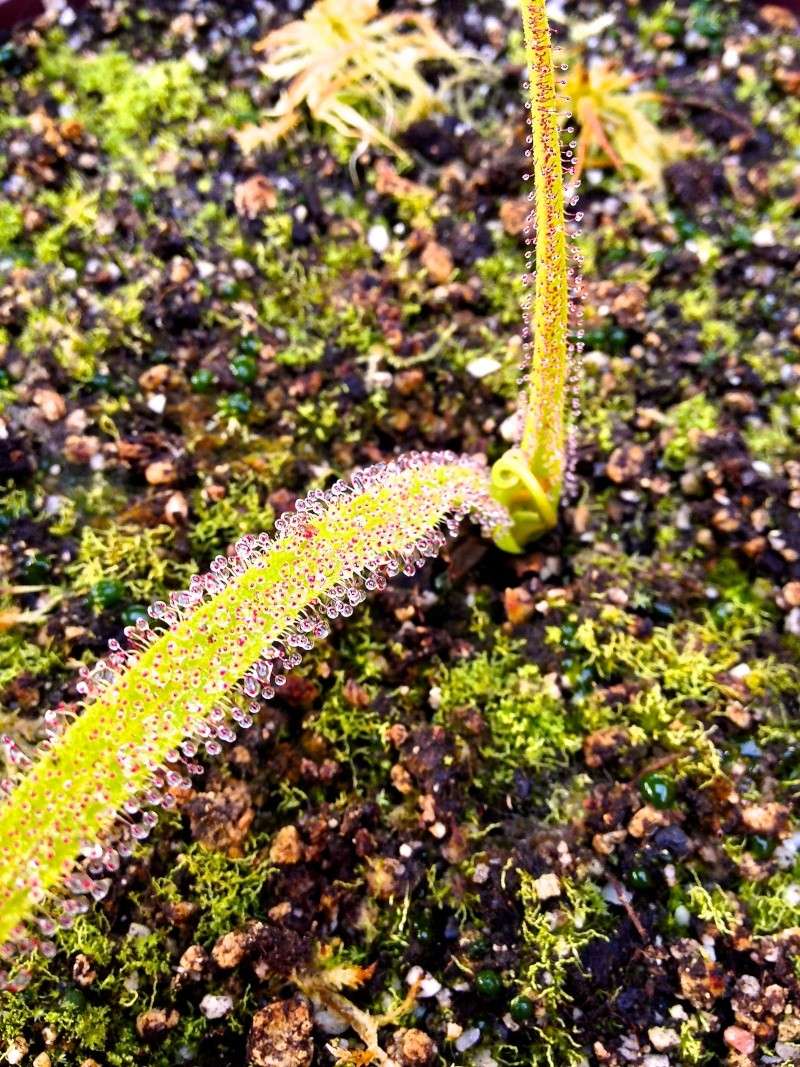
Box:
[1, 1, 800, 1065]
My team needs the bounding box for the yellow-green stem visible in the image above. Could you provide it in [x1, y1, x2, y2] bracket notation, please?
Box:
[491, 0, 569, 553]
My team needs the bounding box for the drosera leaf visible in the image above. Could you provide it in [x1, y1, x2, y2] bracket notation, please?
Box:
[0, 451, 506, 986]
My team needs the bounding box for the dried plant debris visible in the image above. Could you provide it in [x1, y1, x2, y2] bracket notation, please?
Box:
[237, 0, 482, 160]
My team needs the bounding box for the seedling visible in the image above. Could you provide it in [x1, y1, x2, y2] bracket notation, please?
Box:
[0, 0, 574, 988]
[564, 56, 686, 189]
[236, 0, 479, 161]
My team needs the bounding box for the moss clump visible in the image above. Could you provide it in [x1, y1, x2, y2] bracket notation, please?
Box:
[0, 628, 63, 695]
[662, 392, 718, 470]
[0, 201, 24, 252]
[65, 523, 196, 604]
[310, 672, 390, 790]
[516, 872, 611, 1065]
[435, 636, 581, 797]
[738, 860, 800, 936]
[153, 839, 275, 944]
[34, 42, 203, 158]
[188, 475, 278, 559]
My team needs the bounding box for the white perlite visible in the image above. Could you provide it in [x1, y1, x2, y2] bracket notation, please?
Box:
[533, 873, 561, 900]
[466, 356, 502, 379]
[200, 994, 233, 1020]
[367, 224, 390, 255]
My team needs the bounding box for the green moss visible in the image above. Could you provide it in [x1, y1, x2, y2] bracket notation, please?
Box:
[65, 523, 196, 603]
[475, 241, 527, 326]
[16, 277, 149, 382]
[662, 393, 718, 470]
[0, 201, 24, 253]
[153, 839, 274, 944]
[189, 477, 277, 559]
[516, 871, 610, 1065]
[34, 41, 203, 158]
[744, 402, 795, 462]
[698, 316, 739, 356]
[310, 672, 389, 789]
[685, 879, 738, 934]
[555, 588, 797, 787]
[679, 1013, 716, 1065]
[739, 859, 800, 935]
[435, 636, 580, 796]
[32, 178, 100, 265]
[0, 626, 63, 694]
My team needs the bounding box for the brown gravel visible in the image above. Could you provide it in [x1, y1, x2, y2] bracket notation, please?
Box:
[247, 996, 313, 1067]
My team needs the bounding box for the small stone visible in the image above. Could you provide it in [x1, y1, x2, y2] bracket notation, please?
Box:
[724, 1026, 755, 1056]
[416, 973, 443, 998]
[135, 1008, 180, 1041]
[145, 459, 178, 486]
[390, 763, 414, 794]
[421, 241, 454, 284]
[466, 355, 501, 378]
[674, 904, 691, 926]
[200, 994, 233, 1020]
[234, 175, 277, 219]
[386, 1028, 438, 1067]
[63, 434, 100, 464]
[313, 1005, 350, 1036]
[648, 1027, 679, 1051]
[503, 585, 535, 625]
[146, 393, 167, 415]
[32, 388, 66, 422]
[741, 802, 789, 835]
[583, 726, 630, 768]
[367, 224, 390, 254]
[5, 1038, 28, 1065]
[752, 225, 776, 247]
[138, 364, 179, 392]
[164, 491, 189, 525]
[170, 257, 193, 284]
[628, 804, 671, 838]
[177, 944, 208, 980]
[533, 872, 561, 900]
[72, 952, 97, 987]
[760, 3, 798, 28]
[782, 582, 800, 608]
[247, 995, 313, 1067]
[212, 929, 249, 970]
[394, 369, 424, 396]
[499, 198, 530, 236]
[606, 444, 645, 484]
[33, 1055, 52, 1067]
[269, 825, 303, 866]
[455, 1027, 481, 1053]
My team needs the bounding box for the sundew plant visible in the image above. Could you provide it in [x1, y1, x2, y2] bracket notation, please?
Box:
[0, 0, 574, 990]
